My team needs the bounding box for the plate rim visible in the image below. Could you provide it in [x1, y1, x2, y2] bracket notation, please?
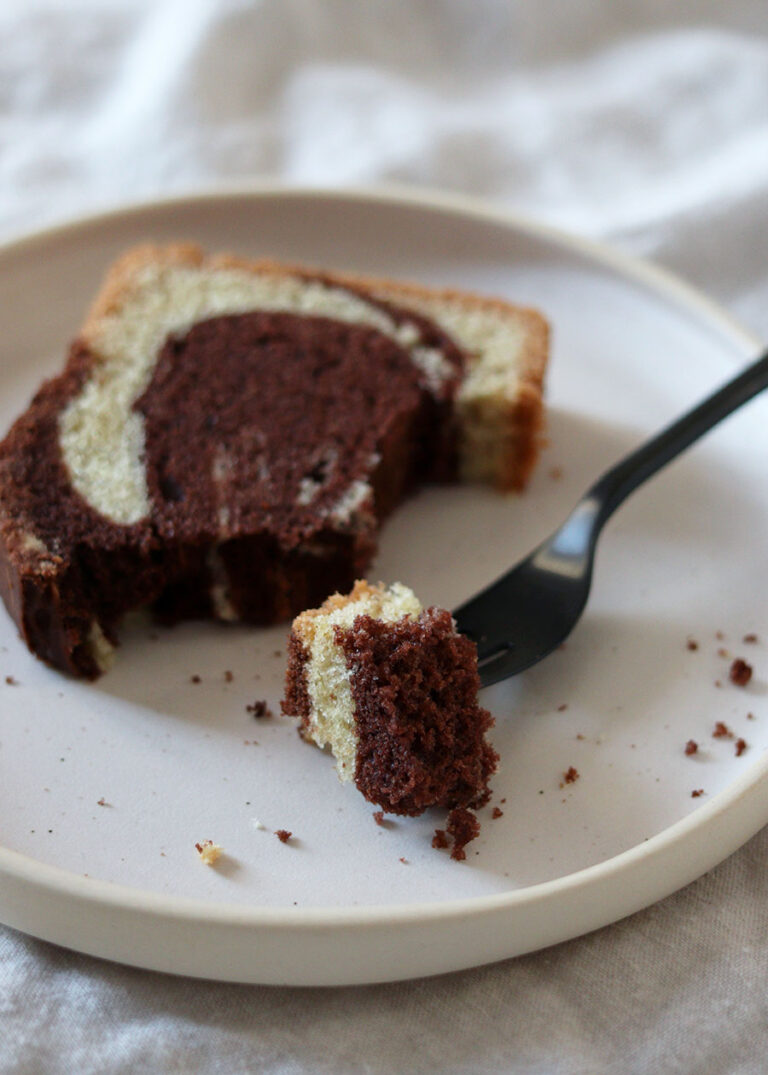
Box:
[0, 182, 765, 980]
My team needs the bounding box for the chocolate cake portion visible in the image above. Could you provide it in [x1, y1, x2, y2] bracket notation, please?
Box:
[339, 608, 496, 814]
[0, 244, 548, 676]
[282, 581, 497, 816]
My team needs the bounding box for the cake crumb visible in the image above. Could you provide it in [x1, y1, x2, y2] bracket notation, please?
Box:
[432, 829, 449, 850]
[4, 675, 17, 685]
[713, 721, 733, 739]
[557, 703, 568, 712]
[190, 674, 201, 684]
[735, 737, 747, 757]
[399, 857, 408, 864]
[729, 658, 753, 686]
[717, 647, 729, 659]
[275, 829, 292, 843]
[686, 638, 699, 651]
[747, 712, 756, 720]
[743, 633, 759, 644]
[446, 807, 481, 861]
[251, 818, 266, 831]
[224, 670, 234, 682]
[96, 797, 110, 807]
[684, 739, 698, 756]
[247, 699, 273, 719]
[491, 807, 504, 819]
[372, 810, 385, 827]
[549, 465, 563, 481]
[562, 766, 580, 785]
[691, 789, 705, 798]
[195, 840, 222, 865]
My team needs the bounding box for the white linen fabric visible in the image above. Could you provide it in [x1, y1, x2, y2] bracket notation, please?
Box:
[1, 1, 768, 1071]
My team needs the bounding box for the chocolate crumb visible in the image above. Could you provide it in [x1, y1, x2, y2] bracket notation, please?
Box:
[4, 675, 17, 685]
[190, 674, 201, 684]
[372, 810, 385, 827]
[275, 829, 292, 843]
[96, 797, 110, 807]
[432, 828, 449, 850]
[716, 631, 725, 640]
[729, 658, 753, 687]
[399, 857, 408, 864]
[735, 738, 747, 757]
[273, 650, 282, 659]
[691, 789, 705, 798]
[557, 703, 568, 712]
[684, 739, 698, 756]
[686, 638, 699, 651]
[491, 807, 504, 819]
[717, 647, 729, 659]
[224, 670, 234, 682]
[563, 766, 580, 784]
[748, 712, 756, 720]
[743, 634, 759, 644]
[446, 807, 480, 861]
[713, 721, 733, 739]
[247, 699, 273, 719]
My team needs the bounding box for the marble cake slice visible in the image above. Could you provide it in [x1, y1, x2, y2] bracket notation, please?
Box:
[0, 243, 548, 677]
[282, 579, 498, 818]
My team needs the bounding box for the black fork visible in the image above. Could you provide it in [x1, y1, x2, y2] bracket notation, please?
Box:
[454, 348, 768, 688]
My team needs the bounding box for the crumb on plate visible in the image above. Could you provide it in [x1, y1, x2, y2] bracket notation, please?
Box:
[247, 699, 273, 719]
[561, 765, 580, 786]
[729, 658, 753, 686]
[446, 807, 480, 862]
[195, 840, 222, 865]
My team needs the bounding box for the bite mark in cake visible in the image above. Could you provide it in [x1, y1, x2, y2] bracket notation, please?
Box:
[281, 581, 497, 817]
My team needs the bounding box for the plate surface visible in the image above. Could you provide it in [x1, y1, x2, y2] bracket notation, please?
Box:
[0, 186, 766, 986]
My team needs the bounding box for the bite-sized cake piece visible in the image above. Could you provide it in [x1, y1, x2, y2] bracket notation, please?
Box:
[281, 581, 498, 816]
[0, 243, 548, 677]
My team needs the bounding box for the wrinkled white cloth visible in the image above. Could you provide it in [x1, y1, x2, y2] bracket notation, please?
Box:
[2, 2, 768, 1071]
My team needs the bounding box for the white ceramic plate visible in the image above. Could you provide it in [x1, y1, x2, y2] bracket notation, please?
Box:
[0, 186, 766, 986]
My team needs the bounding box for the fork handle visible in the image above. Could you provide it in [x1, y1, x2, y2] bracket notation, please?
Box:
[589, 348, 768, 526]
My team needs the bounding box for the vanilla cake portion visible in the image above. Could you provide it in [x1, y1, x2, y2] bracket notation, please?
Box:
[282, 581, 497, 816]
[287, 581, 423, 780]
[0, 244, 548, 677]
